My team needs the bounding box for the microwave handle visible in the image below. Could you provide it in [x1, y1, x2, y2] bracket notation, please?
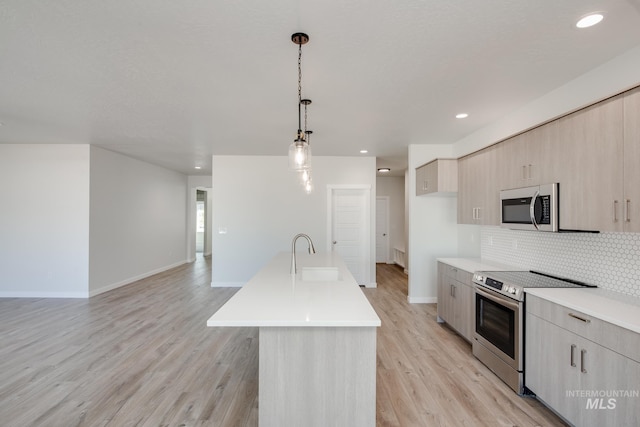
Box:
[529, 190, 540, 230]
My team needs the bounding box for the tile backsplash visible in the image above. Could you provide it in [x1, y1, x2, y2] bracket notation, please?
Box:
[481, 227, 640, 297]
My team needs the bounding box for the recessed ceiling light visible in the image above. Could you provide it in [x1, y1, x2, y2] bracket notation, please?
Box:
[360, 150, 368, 154]
[576, 13, 603, 28]
[456, 113, 469, 119]
[194, 166, 202, 170]
[378, 168, 391, 173]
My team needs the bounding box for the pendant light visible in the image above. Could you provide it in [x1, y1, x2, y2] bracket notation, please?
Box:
[288, 32, 311, 171]
[301, 129, 313, 193]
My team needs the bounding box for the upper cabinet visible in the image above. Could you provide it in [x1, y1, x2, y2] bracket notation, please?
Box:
[415, 159, 457, 196]
[497, 121, 559, 190]
[457, 87, 640, 233]
[458, 145, 499, 225]
[624, 87, 640, 232]
[555, 95, 624, 232]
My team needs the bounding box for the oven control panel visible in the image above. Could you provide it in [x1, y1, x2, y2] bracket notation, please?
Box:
[473, 273, 521, 298]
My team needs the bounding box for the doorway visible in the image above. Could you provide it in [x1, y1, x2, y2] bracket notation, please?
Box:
[196, 190, 206, 254]
[327, 186, 371, 286]
[376, 196, 389, 263]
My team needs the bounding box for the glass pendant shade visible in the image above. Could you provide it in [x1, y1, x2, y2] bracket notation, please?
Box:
[300, 169, 310, 185]
[304, 176, 313, 194]
[288, 137, 311, 171]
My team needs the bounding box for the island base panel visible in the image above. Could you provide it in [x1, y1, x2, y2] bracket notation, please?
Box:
[259, 326, 376, 427]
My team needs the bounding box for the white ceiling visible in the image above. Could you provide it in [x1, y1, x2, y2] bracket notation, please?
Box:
[1, 1, 640, 176]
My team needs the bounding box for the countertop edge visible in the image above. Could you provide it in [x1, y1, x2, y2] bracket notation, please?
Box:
[207, 320, 382, 327]
[437, 257, 522, 273]
[525, 288, 640, 334]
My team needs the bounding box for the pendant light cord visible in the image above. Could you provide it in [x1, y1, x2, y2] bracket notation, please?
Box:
[297, 42, 303, 137]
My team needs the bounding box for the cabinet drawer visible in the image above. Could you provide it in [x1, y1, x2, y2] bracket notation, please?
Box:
[441, 264, 472, 285]
[527, 294, 640, 363]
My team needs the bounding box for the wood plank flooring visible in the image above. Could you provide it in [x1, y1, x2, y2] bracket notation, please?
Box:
[0, 257, 566, 426]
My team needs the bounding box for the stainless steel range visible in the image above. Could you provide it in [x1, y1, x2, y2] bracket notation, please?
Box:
[472, 270, 596, 395]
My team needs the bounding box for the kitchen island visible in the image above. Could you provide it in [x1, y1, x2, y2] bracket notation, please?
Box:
[207, 251, 381, 427]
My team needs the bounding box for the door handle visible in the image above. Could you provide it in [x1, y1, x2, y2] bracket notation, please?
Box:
[570, 344, 577, 367]
[332, 241, 337, 244]
[580, 349, 587, 373]
[382, 233, 387, 236]
[614, 200, 619, 222]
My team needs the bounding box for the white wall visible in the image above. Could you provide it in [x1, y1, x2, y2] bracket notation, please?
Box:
[89, 147, 188, 295]
[205, 188, 213, 256]
[211, 155, 376, 286]
[407, 145, 481, 303]
[453, 45, 640, 158]
[0, 145, 90, 297]
[376, 176, 405, 262]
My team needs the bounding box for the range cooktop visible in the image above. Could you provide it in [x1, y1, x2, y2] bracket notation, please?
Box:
[472, 270, 596, 301]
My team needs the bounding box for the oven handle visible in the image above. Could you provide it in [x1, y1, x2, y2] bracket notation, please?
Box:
[475, 286, 521, 311]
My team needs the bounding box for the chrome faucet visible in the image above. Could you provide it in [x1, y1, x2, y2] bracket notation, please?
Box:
[290, 233, 316, 274]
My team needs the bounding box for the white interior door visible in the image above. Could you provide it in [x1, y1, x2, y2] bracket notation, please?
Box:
[376, 197, 389, 263]
[329, 188, 369, 285]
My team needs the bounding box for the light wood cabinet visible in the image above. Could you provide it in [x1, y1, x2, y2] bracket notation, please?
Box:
[457, 145, 499, 225]
[526, 295, 640, 427]
[624, 87, 640, 232]
[457, 87, 640, 233]
[555, 95, 624, 232]
[437, 262, 473, 341]
[497, 121, 559, 190]
[416, 159, 457, 195]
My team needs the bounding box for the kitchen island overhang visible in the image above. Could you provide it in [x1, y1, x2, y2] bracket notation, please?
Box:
[207, 251, 380, 427]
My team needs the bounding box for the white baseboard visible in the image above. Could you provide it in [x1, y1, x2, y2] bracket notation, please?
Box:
[364, 282, 377, 288]
[0, 291, 89, 298]
[88, 260, 188, 297]
[407, 296, 437, 304]
[211, 281, 245, 288]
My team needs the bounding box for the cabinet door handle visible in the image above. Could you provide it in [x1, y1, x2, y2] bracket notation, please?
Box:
[625, 199, 631, 222]
[580, 349, 587, 373]
[521, 165, 526, 180]
[528, 164, 532, 180]
[568, 312, 590, 323]
[570, 344, 577, 367]
[614, 200, 619, 222]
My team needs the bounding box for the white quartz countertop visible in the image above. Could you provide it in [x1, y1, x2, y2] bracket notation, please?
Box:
[207, 252, 381, 327]
[525, 287, 640, 334]
[436, 257, 522, 273]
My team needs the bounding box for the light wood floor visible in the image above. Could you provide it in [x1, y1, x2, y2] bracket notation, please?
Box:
[0, 257, 566, 426]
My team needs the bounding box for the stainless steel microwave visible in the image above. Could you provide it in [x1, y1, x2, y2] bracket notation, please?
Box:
[500, 183, 559, 232]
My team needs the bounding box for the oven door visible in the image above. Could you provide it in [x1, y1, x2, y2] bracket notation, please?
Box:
[474, 286, 522, 371]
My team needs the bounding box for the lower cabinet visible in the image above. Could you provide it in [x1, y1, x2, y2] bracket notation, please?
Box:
[437, 262, 473, 342]
[526, 296, 640, 427]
